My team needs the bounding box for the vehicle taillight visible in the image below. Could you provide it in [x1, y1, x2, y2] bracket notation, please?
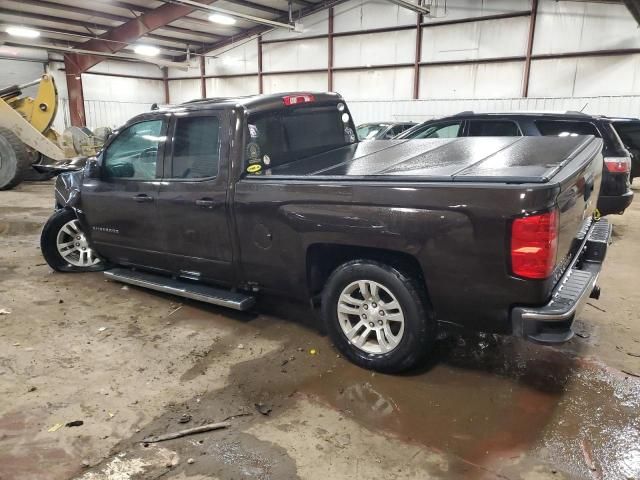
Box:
[282, 94, 315, 106]
[510, 210, 559, 280]
[604, 156, 631, 173]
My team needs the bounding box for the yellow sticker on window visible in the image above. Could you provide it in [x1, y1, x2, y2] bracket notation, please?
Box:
[247, 164, 262, 174]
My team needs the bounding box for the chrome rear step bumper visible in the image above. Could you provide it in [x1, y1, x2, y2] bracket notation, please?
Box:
[104, 268, 255, 311]
[511, 218, 612, 344]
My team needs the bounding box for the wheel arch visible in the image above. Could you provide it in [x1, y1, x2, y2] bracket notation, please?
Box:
[306, 243, 431, 303]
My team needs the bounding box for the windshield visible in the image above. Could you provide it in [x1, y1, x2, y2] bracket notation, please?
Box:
[245, 103, 357, 174]
[356, 124, 388, 140]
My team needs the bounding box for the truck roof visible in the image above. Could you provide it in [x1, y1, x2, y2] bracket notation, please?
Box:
[173, 91, 344, 114]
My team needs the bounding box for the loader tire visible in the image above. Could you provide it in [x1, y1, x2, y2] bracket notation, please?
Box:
[0, 127, 32, 190]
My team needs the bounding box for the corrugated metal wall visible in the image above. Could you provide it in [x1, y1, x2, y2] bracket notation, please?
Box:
[347, 95, 640, 124]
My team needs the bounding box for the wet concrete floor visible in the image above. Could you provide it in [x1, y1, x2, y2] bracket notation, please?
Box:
[0, 182, 639, 480]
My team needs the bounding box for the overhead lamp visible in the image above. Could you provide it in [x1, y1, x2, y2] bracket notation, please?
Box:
[209, 13, 236, 25]
[6, 26, 40, 38]
[134, 45, 160, 56]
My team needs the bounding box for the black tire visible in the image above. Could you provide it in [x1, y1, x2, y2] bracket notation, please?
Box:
[0, 127, 32, 190]
[40, 208, 105, 272]
[321, 260, 435, 373]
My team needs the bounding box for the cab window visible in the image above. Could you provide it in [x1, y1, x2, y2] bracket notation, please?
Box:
[170, 116, 220, 179]
[535, 120, 599, 137]
[104, 120, 164, 179]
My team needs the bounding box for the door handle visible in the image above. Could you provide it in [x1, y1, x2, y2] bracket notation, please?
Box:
[195, 198, 215, 208]
[132, 194, 154, 203]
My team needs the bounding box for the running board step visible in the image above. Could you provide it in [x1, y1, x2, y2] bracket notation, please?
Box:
[104, 268, 255, 311]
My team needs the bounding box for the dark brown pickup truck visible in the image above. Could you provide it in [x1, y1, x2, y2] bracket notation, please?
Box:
[40, 92, 612, 372]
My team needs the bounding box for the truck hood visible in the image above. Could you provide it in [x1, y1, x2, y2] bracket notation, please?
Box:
[267, 136, 601, 183]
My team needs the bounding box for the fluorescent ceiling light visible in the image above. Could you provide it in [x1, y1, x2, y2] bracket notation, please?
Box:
[209, 13, 236, 25]
[134, 45, 160, 56]
[6, 26, 40, 38]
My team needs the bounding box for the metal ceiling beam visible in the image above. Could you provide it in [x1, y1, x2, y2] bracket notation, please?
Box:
[161, 0, 294, 29]
[10, 0, 224, 42]
[0, 8, 196, 47]
[95, 0, 287, 18]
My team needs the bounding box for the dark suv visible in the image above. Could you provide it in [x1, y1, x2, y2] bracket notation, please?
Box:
[608, 117, 640, 180]
[397, 112, 634, 216]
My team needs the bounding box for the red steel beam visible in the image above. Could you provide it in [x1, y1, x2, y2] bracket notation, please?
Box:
[163, 67, 170, 103]
[413, 12, 422, 99]
[63, 0, 215, 125]
[522, 0, 539, 97]
[328, 7, 334, 91]
[200, 55, 207, 98]
[257, 35, 263, 94]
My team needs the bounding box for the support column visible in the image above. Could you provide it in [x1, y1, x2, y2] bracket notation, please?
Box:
[522, 0, 539, 98]
[257, 35, 263, 94]
[199, 55, 206, 98]
[328, 7, 334, 91]
[64, 55, 86, 127]
[413, 13, 422, 99]
[162, 67, 170, 104]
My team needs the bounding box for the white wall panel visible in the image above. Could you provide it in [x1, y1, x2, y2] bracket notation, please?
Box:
[424, 0, 531, 22]
[263, 10, 328, 40]
[334, 68, 413, 100]
[84, 100, 153, 130]
[333, 0, 416, 33]
[207, 75, 259, 97]
[87, 60, 162, 78]
[262, 38, 328, 72]
[168, 78, 201, 104]
[529, 55, 640, 98]
[419, 61, 524, 99]
[348, 96, 640, 125]
[421, 17, 529, 62]
[334, 30, 415, 68]
[206, 38, 259, 76]
[0, 59, 44, 98]
[82, 74, 163, 103]
[262, 72, 327, 94]
[533, 0, 640, 55]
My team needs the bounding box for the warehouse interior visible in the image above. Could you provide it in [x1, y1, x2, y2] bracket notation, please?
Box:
[1, 0, 640, 479]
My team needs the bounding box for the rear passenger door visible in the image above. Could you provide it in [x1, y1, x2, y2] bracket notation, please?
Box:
[156, 111, 235, 284]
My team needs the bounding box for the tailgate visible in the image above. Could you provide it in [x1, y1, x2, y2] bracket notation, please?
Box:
[552, 136, 604, 280]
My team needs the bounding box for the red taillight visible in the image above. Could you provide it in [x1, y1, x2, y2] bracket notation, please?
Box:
[511, 210, 559, 279]
[604, 156, 631, 173]
[282, 94, 315, 106]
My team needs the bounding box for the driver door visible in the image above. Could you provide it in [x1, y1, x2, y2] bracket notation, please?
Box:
[81, 117, 169, 270]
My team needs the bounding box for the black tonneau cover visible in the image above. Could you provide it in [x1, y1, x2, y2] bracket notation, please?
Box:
[266, 136, 600, 183]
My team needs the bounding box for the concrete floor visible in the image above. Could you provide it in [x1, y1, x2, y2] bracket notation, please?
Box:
[0, 182, 639, 480]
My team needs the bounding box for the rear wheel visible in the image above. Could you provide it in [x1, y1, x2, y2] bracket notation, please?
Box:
[41, 209, 104, 272]
[0, 127, 32, 190]
[322, 260, 435, 373]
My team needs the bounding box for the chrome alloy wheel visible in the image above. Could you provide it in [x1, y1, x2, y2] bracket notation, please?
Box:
[337, 280, 405, 354]
[56, 219, 101, 268]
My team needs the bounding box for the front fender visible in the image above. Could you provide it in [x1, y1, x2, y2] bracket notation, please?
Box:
[54, 169, 84, 209]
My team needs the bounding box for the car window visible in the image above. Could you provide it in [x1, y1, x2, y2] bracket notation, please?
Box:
[410, 122, 462, 139]
[467, 120, 520, 136]
[535, 120, 599, 137]
[613, 122, 640, 152]
[357, 124, 387, 140]
[170, 116, 220, 179]
[104, 119, 164, 179]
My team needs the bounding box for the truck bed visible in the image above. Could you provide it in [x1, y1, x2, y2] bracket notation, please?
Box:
[266, 136, 600, 183]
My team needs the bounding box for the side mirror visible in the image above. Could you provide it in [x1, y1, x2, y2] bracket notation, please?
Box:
[85, 158, 101, 178]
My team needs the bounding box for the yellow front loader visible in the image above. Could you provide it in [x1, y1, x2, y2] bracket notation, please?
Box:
[0, 74, 107, 190]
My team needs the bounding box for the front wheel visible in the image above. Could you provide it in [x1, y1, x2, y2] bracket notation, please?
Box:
[40, 209, 104, 272]
[322, 260, 435, 373]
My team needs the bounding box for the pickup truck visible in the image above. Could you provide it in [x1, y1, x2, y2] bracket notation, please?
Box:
[40, 92, 612, 373]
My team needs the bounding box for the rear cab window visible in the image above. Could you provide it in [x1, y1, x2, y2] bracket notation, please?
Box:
[244, 99, 357, 175]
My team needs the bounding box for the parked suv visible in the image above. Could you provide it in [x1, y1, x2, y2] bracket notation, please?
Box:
[356, 122, 416, 140]
[608, 117, 640, 180]
[397, 112, 634, 215]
